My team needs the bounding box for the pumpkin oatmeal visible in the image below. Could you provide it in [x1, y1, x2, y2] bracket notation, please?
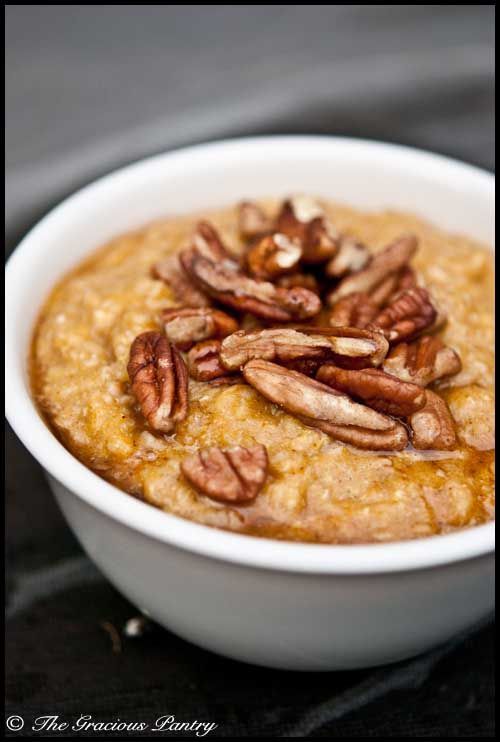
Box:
[31, 197, 495, 543]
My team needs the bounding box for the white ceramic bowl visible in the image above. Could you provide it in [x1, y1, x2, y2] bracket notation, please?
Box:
[6, 136, 495, 670]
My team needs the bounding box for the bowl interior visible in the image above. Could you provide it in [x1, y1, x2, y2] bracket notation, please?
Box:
[5, 136, 495, 573]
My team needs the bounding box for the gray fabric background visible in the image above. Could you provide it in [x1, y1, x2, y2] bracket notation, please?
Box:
[6, 5, 494, 245]
[5, 4, 495, 738]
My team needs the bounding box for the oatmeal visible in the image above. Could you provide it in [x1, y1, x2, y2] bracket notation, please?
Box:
[31, 197, 495, 543]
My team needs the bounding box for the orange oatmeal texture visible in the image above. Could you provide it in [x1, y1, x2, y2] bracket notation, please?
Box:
[31, 200, 495, 543]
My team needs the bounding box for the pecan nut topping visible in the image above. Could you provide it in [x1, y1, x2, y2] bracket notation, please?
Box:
[368, 266, 416, 307]
[181, 444, 268, 503]
[409, 390, 457, 450]
[243, 360, 396, 431]
[180, 226, 321, 321]
[304, 217, 341, 264]
[329, 292, 379, 329]
[221, 326, 388, 371]
[316, 365, 426, 416]
[304, 326, 389, 368]
[383, 336, 462, 386]
[275, 271, 320, 293]
[187, 339, 234, 382]
[191, 220, 233, 261]
[243, 360, 408, 451]
[246, 233, 302, 280]
[162, 307, 238, 351]
[393, 266, 418, 293]
[327, 234, 418, 304]
[276, 196, 339, 263]
[146, 208, 459, 455]
[328, 267, 418, 330]
[370, 287, 437, 343]
[299, 416, 408, 451]
[325, 236, 370, 278]
[127, 331, 188, 433]
[152, 255, 211, 308]
[238, 201, 272, 240]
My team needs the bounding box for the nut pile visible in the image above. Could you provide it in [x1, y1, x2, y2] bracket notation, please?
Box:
[128, 197, 463, 504]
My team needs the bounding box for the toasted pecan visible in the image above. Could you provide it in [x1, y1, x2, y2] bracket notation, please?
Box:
[127, 332, 188, 433]
[276, 196, 339, 263]
[325, 236, 370, 278]
[328, 292, 379, 329]
[299, 416, 408, 451]
[187, 339, 233, 382]
[298, 326, 389, 368]
[243, 360, 395, 430]
[243, 360, 408, 451]
[181, 444, 268, 503]
[191, 220, 233, 261]
[220, 326, 389, 371]
[246, 233, 302, 280]
[152, 255, 211, 308]
[275, 271, 320, 293]
[367, 266, 417, 308]
[237, 201, 272, 240]
[316, 365, 426, 416]
[409, 390, 457, 450]
[327, 234, 418, 304]
[370, 287, 437, 343]
[180, 224, 321, 321]
[162, 307, 238, 351]
[383, 336, 462, 386]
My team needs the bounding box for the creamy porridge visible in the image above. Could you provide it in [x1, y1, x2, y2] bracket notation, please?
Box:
[31, 197, 495, 543]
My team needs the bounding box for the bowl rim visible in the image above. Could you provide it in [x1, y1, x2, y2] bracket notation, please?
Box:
[5, 134, 495, 575]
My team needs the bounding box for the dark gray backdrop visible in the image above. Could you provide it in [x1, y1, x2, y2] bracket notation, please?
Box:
[5, 5, 495, 737]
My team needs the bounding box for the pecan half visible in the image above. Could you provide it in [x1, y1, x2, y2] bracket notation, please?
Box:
[275, 196, 323, 240]
[368, 266, 417, 308]
[187, 339, 233, 382]
[276, 196, 339, 263]
[327, 234, 418, 304]
[162, 307, 238, 351]
[238, 201, 272, 240]
[316, 365, 426, 416]
[127, 332, 188, 433]
[306, 326, 389, 368]
[328, 292, 379, 329]
[299, 417, 408, 451]
[246, 233, 302, 280]
[328, 266, 418, 328]
[153, 221, 233, 307]
[383, 336, 462, 386]
[394, 266, 418, 293]
[152, 255, 211, 308]
[275, 271, 320, 293]
[370, 287, 437, 343]
[221, 327, 389, 371]
[181, 444, 268, 504]
[409, 390, 457, 450]
[191, 220, 232, 261]
[244, 360, 394, 430]
[325, 236, 370, 278]
[180, 227, 321, 321]
[243, 360, 408, 451]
